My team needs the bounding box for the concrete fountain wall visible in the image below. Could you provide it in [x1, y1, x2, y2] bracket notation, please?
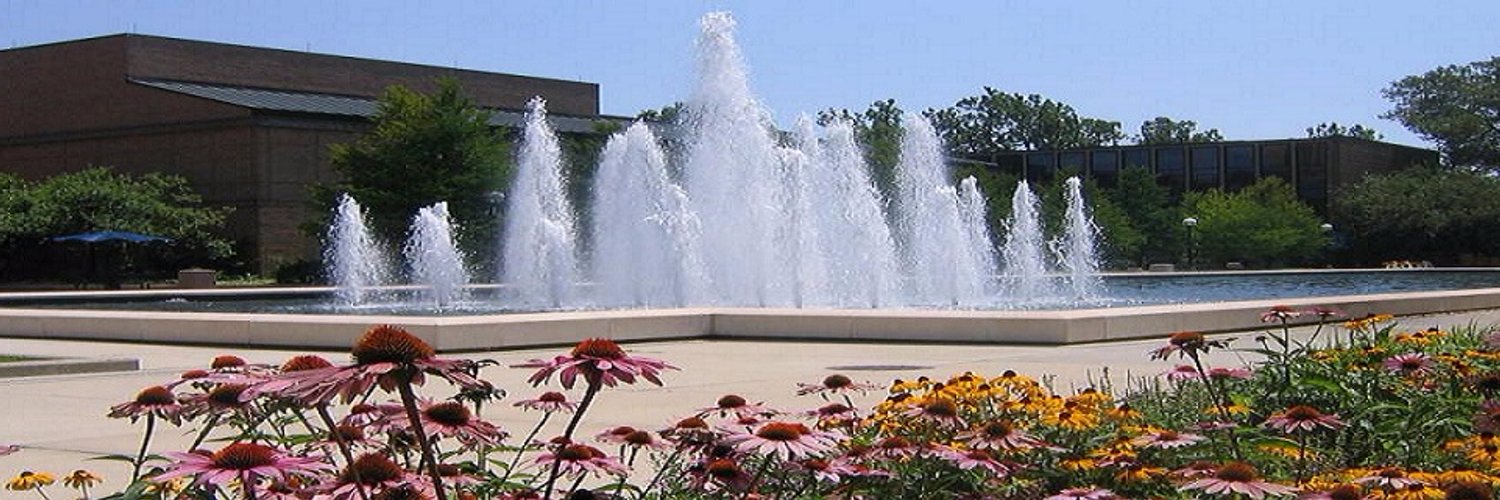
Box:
[2, 286, 1499, 352]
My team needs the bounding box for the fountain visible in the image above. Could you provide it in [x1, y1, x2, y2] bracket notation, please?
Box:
[1059, 177, 1104, 299]
[324, 194, 390, 307]
[499, 98, 581, 308]
[1001, 180, 1052, 300]
[814, 119, 903, 308]
[404, 202, 470, 309]
[590, 122, 707, 307]
[894, 115, 995, 305]
[958, 176, 1002, 301]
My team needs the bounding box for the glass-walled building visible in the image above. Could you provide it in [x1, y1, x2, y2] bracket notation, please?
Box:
[980, 137, 1437, 213]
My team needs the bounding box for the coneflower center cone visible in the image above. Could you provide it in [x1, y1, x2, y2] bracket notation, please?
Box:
[352, 325, 435, 365]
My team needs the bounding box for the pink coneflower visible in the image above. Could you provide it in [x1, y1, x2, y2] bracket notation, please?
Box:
[1170, 461, 1219, 480]
[1180, 462, 1297, 498]
[699, 394, 775, 419]
[385, 399, 505, 447]
[1165, 364, 1201, 382]
[156, 442, 331, 489]
[956, 421, 1046, 451]
[514, 337, 675, 389]
[0, 444, 17, 456]
[1131, 429, 1207, 449]
[108, 386, 184, 425]
[320, 453, 419, 500]
[1046, 487, 1118, 499]
[1353, 467, 1424, 490]
[317, 424, 383, 453]
[796, 374, 878, 397]
[902, 398, 965, 427]
[1262, 305, 1302, 323]
[799, 458, 888, 483]
[805, 403, 857, 424]
[697, 458, 752, 491]
[660, 416, 720, 449]
[533, 444, 628, 478]
[1150, 331, 1232, 360]
[342, 403, 401, 428]
[272, 325, 490, 405]
[1383, 353, 1435, 375]
[595, 425, 639, 445]
[1263, 405, 1345, 434]
[180, 384, 258, 420]
[1193, 421, 1238, 432]
[513, 391, 578, 413]
[1297, 484, 1363, 500]
[872, 436, 920, 459]
[1207, 367, 1253, 380]
[721, 421, 843, 460]
[936, 446, 1011, 476]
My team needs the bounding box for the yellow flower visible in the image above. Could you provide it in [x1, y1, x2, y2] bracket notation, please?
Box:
[1204, 402, 1251, 416]
[1059, 456, 1097, 471]
[6, 471, 56, 491]
[1434, 468, 1497, 488]
[1365, 482, 1444, 499]
[1068, 388, 1112, 408]
[1115, 463, 1165, 482]
[1042, 408, 1100, 430]
[889, 377, 930, 393]
[143, 477, 190, 495]
[991, 370, 1038, 390]
[1106, 403, 1142, 422]
[62, 469, 102, 489]
[1258, 440, 1317, 460]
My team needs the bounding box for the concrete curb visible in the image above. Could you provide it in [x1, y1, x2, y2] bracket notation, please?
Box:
[0, 357, 141, 378]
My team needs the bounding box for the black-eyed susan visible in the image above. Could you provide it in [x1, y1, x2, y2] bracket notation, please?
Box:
[1114, 461, 1166, 483]
[5, 471, 55, 491]
[1043, 409, 1100, 430]
[61, 469, 101, 490]
[1058, 456, 1098, 472]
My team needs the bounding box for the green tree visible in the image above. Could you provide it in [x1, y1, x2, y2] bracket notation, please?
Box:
[1136, 116, 1223, 145]
[316, 79, 510, 261]
[1333, 167, 1500, 264]
[924, 87, 1124, 156]
[1106, 166, 1180, 266]
[1182, 177, 1327, 267]
[818, 99, 905, 201]
[1383, 56, 1500, 170]
[1306, 122, 1383, 140]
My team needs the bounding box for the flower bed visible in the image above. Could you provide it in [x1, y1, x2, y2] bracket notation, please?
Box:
[3, 308, 1499, 499]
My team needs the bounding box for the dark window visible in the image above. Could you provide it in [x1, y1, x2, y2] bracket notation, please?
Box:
[1225, 145, 1255, 190]
[1122, 149, 1150, 171]
[1059, 151, 1087, 176]
[1190, 146, 1220, 190]
[995, 153, 1024, 178]
[1296, 142, 1328, 211]
[1260, 143, 1292, 181]
[1026, 153, 1055, 184]
[1155, 147, 1186, 191]
[1090, 151, 1119, 188]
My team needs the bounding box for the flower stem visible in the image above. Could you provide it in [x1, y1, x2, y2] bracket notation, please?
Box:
[315, 405, 368, 500]
[542, 381, 601, 499]
[639, 446, 684, 497]
[1189, 353, 1242, 460]
[132, 413, 156, 482]
[189, 414, 220, 451]
[502, 412, 551, 484]
[395, 374, 448, 500]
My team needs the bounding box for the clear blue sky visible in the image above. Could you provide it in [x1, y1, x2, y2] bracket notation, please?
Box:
[5, 1, 1497, 148]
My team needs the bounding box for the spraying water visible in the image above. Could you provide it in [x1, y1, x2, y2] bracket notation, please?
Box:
[813, 119, 904, 307]
[324, 193, 390, 306]
[500, 98, 581, 307]
[405, 202, 470, 309]
[680, 11, 795, 306]
[590, 122, 708, 307]
[778, 118, 832, 307]
[958, 176, 1001, 302]
[1059, 177, 1104, 299]
[894, 115, 988, 305]
[1001, 180, 1052, 300]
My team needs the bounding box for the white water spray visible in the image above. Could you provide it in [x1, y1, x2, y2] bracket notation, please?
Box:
[500, 98, 581, 307]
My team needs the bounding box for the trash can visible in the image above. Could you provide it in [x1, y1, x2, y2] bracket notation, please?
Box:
[178, 268, 218, 289]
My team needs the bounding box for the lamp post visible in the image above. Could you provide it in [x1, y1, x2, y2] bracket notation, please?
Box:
[1320, 223, 1335, 267]
[1182, 216, 1199, 271]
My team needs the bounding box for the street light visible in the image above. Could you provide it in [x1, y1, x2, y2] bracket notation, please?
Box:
[1182, 217, 1199, 271]
[1320, 223, 1335, 267]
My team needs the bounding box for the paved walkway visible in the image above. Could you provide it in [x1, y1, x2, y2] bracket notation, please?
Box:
[2, 307, 1498, 494]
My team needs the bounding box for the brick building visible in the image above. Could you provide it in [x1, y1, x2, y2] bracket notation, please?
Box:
[0, 34, 614, 271]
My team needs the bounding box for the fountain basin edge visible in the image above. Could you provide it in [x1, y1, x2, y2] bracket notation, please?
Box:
[2, 287, 1499, 351]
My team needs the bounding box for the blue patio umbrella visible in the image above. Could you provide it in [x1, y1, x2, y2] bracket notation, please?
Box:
[51, 230, 172, 243]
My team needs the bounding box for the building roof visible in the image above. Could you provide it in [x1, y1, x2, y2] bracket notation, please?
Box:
[131, 78, 623, 134]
